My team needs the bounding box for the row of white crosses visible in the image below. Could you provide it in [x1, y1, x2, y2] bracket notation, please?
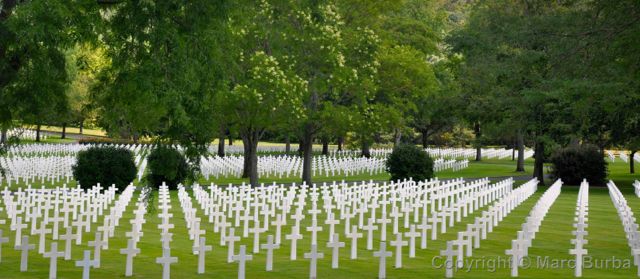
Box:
[607, 180, 640, 276]
[332, 147, 534, 160]
[119, 186, 150, 276]
[184, 176, 526, 278]
[6, 128, 47, 141]
[1, 143, 151, 187]
[440, 178, 539, 278]
[433, 158, 470, 172]
[0, 155, 75, 186]
[2, 183, 136, 279]
[570, 179, 589, 277]
[505, 179, 563, 277]
[155, 183, 178, 279]
[208, 144, 331, 155]
[633, 180, 640, 198]
[200, 154, 386, 180]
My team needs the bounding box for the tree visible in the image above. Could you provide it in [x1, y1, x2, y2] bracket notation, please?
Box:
[227, 51, 306, 186]
[97, 0, 231, 171]
[0, 0, 100, 141]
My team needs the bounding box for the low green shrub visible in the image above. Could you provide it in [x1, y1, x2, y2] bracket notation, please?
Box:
[72, 146, 137, 191]
[550, 144, 608, 185]
[386, 144, 434, 182]
[146, 145, 189, 189]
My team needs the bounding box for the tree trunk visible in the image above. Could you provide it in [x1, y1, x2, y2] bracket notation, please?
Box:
[516, 130, 525, 172]
[511, 139, 516, 161]
[241, 131, 259, 187]
[533, 140, 545, 185]
[285, 134, 291, 153]
[1, 128, 7, 144]
[217, 124, 225, 157]
[474, 122, 481, 161]
[421, 130, 428, 148]
[61, 123, 67, 139]
[631, 150, 637, 174]
[132, 132, 139, 144]
[79, 120, 84, 134]
[361, 139, 371, 158]
[322, 138, 329, 155]
[301, 125, 314, 186]
[228, 134, 233, 146]
[337, 136, 343, 151]
[393, 129, 402, 147]
[36, 124, 41, 142]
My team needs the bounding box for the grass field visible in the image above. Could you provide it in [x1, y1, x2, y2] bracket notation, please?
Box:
[0, 159, 639, 278]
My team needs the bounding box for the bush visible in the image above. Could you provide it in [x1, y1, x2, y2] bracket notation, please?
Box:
[550, 144, 608, 186]
[146, 145, 189, 189]
[73, 146, 137, 191]
[386, 144, 434, 182]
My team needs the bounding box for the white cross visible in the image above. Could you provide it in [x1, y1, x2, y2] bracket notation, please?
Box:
[88, 232, 106, 268]
[50, 215, 64, 240]
[59, 226, 77, 260]
[37, 221, 53, 254]
[363, 218, 379, 250]
[15, 236, 35, 271]
[260, 235, 280, 271]
[14, 216, 27, 246]
[440, 241, 456, 278]
[306, 219, 323, 246]
[193, 237, 212, 274]
[325, 213, 340, 240]
[43, 242, 65, 279]
[156, 248, 178, 279]
[405, 224, 421, 258]
[417, 216, 431, 249]
[390, 232, 408, 268]
[569, 246, 588, 277]
[75, 250, 96, 279]
[346, 225, 363, 259]
[377, 214, 391, 241]
[304, 244, 324, 279]
[232, 245, 253, 279]
[225, 227, 241, 263]
[373, 241, 392, 279]
[505, 239, 525, 277]
[271, 214, 286, 245]
[250, 220, 265, 254]
[285, 229, 303, 260]
[120, 238, 140, 276]
[429, 215, 439, 240]
[326, 233, 345, 269]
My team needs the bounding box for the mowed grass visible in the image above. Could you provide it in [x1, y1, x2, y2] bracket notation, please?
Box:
[0, 160, 638, 278]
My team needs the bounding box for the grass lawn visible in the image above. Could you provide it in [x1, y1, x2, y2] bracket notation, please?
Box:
[0, 159, 639, 278]
[32, 125, 108, 137]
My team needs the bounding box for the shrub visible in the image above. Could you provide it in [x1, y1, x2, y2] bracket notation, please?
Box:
[386, 144, 434, 182]
[550, 144, 608, 186]
[146, 145, 189, 189]
[73, 146, 137, 191]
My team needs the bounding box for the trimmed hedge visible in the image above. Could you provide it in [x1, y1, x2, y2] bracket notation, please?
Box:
[386, 144, 434, 182]
[72, 146, 137, 191]
[550, 144, 608, 185]
[146, 145, 189, 190]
